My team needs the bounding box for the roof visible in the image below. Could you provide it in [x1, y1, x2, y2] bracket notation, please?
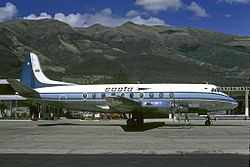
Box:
[0, 79, 19, 85]
[0, 95, 26, 100]
[0, 79, 9, 84]
[219, 87, 250, 92]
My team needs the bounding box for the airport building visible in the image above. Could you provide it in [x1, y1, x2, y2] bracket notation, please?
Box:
[0, 79, 249, 119]
[0, 79, 64, 118]
[0, 79, 27, 117]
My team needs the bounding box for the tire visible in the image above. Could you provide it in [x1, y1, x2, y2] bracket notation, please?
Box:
[136, 118, 144, 126]
[205, 120, 211, 126]
[127, 119, 135, 127]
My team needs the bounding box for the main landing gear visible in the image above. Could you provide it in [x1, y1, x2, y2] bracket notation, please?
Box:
[126, 112, 144, 127]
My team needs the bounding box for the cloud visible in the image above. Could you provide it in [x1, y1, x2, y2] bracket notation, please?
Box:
[0, 2, 18, 22]
[186, 2, 209, 17]
[54, 13, 86, 27]
[81, 9, 166, 27]
[23, 12, 52, 20]
[23, 8, 166, 27]
[129, 16, 166, 26]
[224, 14, 232, 18]
[101, 8, 112, 15]
[135, 0, 183, 12]
[126, 10, 140, 17]
[217, 0, 250, 4]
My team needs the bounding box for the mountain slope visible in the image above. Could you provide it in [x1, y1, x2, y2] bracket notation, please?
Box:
[0, 19, 249, 86]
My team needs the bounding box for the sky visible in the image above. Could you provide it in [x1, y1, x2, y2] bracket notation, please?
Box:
[0, 0, 249, 36]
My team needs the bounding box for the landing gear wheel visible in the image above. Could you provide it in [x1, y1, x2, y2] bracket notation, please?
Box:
[205, 120, 211, 126]
[135, 117, 143, 127]
[126, 112, 144, 127]
[132, 112, 144, 127]
[127, 119, 135, 127]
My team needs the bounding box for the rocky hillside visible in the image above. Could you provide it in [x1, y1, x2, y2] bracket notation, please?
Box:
[0, 19, 249, 86]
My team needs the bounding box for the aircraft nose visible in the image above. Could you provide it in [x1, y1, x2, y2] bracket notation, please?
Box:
[227, 96, 238, 109]
[229, 97, 238, 109]
[231, 102, 238, 109]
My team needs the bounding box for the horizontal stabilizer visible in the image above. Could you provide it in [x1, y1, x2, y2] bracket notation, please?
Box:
[7, 79, 40, 98]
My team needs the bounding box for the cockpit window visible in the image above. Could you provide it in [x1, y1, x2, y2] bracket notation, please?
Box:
[211, 88, 219, 92]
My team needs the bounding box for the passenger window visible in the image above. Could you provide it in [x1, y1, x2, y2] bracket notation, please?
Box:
[101, 93, 105, 98]
[139, 93, 144, 99]
[83, 93, 88, 100]
[130, 93, 134, 99]
[92, 93, 96, 99]
[159, 92, 163, 98]
[149, 93, 154, 98]
[169, 92, 174, 98]
[121, 93, 125, 97]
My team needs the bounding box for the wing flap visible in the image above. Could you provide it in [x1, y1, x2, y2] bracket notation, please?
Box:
[105, 96, 141, 112]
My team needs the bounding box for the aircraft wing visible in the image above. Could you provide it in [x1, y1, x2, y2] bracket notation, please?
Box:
[104, 96, 141, 112]
[7, 79, 40, 98]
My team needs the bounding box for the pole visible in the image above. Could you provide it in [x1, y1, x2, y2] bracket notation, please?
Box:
[245, 90, 249, 119]
[38, 104, 41, 119]
[10, 100, 12, 117]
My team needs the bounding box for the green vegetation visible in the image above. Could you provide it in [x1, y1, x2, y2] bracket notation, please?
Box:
[112, 71, 129, 84]
[24, 101, 39, 118]
[0, 103, 7, 117]
[64, 111, 73, 119]
[0, 19, 249, 86]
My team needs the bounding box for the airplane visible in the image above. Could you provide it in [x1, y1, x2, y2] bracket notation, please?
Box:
[8, 53, 238, 126]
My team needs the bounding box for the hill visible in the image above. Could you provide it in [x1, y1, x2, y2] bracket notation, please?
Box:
[0, 19, 249, 86]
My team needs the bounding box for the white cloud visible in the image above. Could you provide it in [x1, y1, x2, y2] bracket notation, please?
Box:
[135, 0, 183, 12]
[81, 9, 166, 27]
[186, 2, 209, 17]
[129, 16, 165, 26]
[23, 12, 52, 20]
[217, 0, 250, 4]
[54, 13, 86, 27]
[0, 2, 18, 22]
[224, 14, 232, 18]
[23, 8, 166, 27]
[126, 10, 140, 17]
[101, 8, 112, 15]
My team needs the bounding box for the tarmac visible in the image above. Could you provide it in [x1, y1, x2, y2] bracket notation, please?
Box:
[0, 119, 249, 166]
[0, 119, 248, 154]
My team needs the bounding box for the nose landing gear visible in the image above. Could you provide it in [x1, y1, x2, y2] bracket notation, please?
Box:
[205, 115, 212, 126]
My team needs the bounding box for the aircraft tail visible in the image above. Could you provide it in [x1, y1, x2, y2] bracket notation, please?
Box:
[20, 53, 71, 89]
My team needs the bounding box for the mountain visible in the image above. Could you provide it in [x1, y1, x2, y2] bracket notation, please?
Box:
[0, 19, 249, 86]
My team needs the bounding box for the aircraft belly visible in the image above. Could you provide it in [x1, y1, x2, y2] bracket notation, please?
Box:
[31, 96, 236, 114]
[33, 99, 109, 112]
[178, 99, 235, 111]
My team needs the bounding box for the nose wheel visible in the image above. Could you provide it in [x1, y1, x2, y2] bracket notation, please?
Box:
[205, 115, 212, 126]
[205, 120, 211, 126]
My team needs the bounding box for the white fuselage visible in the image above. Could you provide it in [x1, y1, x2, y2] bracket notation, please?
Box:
[33, 83, 238, 114]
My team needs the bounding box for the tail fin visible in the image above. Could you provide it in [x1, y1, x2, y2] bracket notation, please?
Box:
[20, 53, 71, 88]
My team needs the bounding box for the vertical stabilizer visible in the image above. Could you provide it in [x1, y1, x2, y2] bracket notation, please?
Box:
[20, 53, 71, 88]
